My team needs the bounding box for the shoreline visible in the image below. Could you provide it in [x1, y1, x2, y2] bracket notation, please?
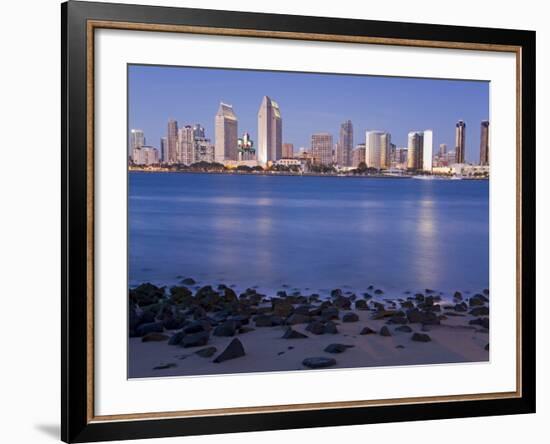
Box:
[128, 281, 490, 378]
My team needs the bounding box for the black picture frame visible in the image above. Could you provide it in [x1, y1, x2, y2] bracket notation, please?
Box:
[62, 1, 536, 442]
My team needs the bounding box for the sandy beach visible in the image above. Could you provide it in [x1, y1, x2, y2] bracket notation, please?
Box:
[128, 283, 489, 378]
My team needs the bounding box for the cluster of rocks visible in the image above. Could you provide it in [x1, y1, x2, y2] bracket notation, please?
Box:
[129, 282, 490, 371]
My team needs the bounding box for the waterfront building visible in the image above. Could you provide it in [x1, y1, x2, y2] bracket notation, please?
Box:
[160, 137, 167, 163]
[257, 96, 282, 165]
[352, 143, 366, 167]
[193, 123, 205, 140]
[130, 129, 145, 151]
[282, 143, 294, 159]
[132, 146, 159, 166]
[215, 103, 238, 162]
[194, 137, 215, 163]
[310, 133, 333, 165]
[337, 120, 353, 166]
[407, 131, 424, 170]
[238, 132, 256, 161]
[177, 125, 195, 165]
[275, 158, 301, 167]
[455, 120, 466, 164]
[439, 143, 447, 156]
[480, 120, 490, 165]
[167, 119, 178, 164]
[365, 131, 391, 169]
[423, 129, 433, 172]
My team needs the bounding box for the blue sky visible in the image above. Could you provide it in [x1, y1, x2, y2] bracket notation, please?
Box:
[128, 64, 489, 162]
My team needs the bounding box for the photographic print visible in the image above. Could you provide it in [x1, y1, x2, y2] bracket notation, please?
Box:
[127, 65, 490, 378]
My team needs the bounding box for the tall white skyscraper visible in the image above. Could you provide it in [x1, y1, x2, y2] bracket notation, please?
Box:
[215, 103, 238, 162]
[257, 96, 282, 165]
[130, 129, 145, 151]
[422, 130, 433, 172]
[365, 131, 390, 169]
[177, 125, 195, 165]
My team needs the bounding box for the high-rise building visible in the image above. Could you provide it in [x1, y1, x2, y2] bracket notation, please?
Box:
[160, 137, 167, 163]
[215, 103, 238, 162]
[439, 143, 447, 156]
[193, 123, 206, 140]
[238, 132, 256, 161]
[130, 129, 145, 151]
[195, 137, 215, 163]
[132, 146, 159, 166]
[257, 96, 282, 165]
[282, 143, 294, 159]
[407, 131, 424, 170]
[167, 119, 178, 164]
[311, 133, 333, 165]
[365, 131, 391, 169]
[423, 129, 433, 172]
[455, 120, 466, 164]
[480, 120, 489, 165]
[177, 125, 195, 165]
[352, 143, 366, 167]
[337, 120, 354, 166]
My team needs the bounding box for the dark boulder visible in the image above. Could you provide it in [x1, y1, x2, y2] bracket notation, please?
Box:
[469, 306, 489, 317]
[411, 332, 431, 342]
[306, 321, 325, 335]
[282, 328, 308, 339]
[321, 307, 340, 320]
[136, 321, 164, 337]
[469, 317, 489, 329]
[180, 331, 209, 348]
[302, 357, 337, 369]
[142, 332, 169, 342]
[168, 331, 185, 345]
[380, 326, 392, 337]
[359, 326, 376, 335]
[195, 346, 217, 358]
[324, 343, 354, 353]
[323, 321, 339, 334]
[213, 338, 245, 363]
[213, 320, 238, 337]
[183, 320, 211, 334]
[395, 325, 413, 333]
[355, 300, 368, 310]
[342, 312, 359, 323]
[330, 289, 343, 298]
[286, 313, 310, 325]
[169, 286, 193, 305]
[130, 283, 165, 307]
[180, 277, 196, 285]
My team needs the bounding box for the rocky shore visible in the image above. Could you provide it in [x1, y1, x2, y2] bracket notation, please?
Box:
[128, 281, 489, 378]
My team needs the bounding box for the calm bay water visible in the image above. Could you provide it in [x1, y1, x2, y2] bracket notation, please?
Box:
[129, 172, 489, 298]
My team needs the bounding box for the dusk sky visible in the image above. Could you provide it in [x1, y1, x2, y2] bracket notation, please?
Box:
[128, 64, 489, 163]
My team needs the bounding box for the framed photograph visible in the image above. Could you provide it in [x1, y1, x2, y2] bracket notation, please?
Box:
[62, 1, 536, 442]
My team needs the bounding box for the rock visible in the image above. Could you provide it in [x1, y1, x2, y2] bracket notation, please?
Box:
[286, 313, 310, 325]
[387, 315, 408, 325]
[180, 331, 210, 348]
[324, 343, 354, 353]
[411, 332, 431, 342]
[213, 338, 245, 363]
[195, 346, 217, 358]
[469, 317, 489, 329]
[153, 362, 177, 370]
[380, 326, 392, 336]
[484, 343, 489, 351]
[330, 289, 343, 298]
[227, 314, 250, 325]
[374, 289, 384, 295]
[355, 300, 368, 310]
[302, 357, 337, 369]
[168, 331, 185, 345]
[454, 291, 463, 300]
[323, 321, 339, 334]
[142, 332, 169, 342]
[254, 314, 276, 327]
[282, 328, 308, 339]
[454, 302, 468, 312]
[183, 320, 210, 334]
[238, 326, 255, 334]
[162, 316, 186, 330]
[414, 293, 425, 302]
[130, 283, 165, 306]
[395, 325, 413, 333]
[169, 286, 193, 305]
[400, 301, 414, 309]
[360, 326, 376, 335]
[306, 321, 325, 335]
[321, 306, 340, 320]
[406, 309, 439, 325]
[180, 277, 196, 285]
[213, 320, 237, 337]
[136, 321, 164, 337]
[395, 345, 405, 349]
[469, 306, 489, 317]
[469, 295, 486, 306]
[342, 312, 359, 323]
[333, 296, 351, 310]
[273, 301, 294, 317]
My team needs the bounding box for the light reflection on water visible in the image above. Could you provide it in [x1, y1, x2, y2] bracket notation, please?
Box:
[129, 173, 489, 297]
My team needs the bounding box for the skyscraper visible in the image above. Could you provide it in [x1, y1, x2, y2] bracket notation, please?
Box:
[311, 133, 333, 165]
[167, 119, 178, 164]
[480, 120, 489, 166]
[282, 143, 294, 159]
[193, 123, 205, 140]
[422, 130, 433, 172]
[365, 131, 390, 169]
[352, 143, 366, 167]
[455, 120, 466, 164]
[407, 131, 424, 170]
[238, 132, 256, 161]
[215, 103, 238, 162]
[160, 137, 167, 163]
[337, 120, 353, 167]
[257, 96, 282, 165]
[130, 129, 145, 151]
[178, 125, 195, 165]
[439, 143, 447, 156]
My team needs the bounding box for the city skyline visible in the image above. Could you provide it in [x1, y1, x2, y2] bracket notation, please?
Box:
[128, 65, 489, 163]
